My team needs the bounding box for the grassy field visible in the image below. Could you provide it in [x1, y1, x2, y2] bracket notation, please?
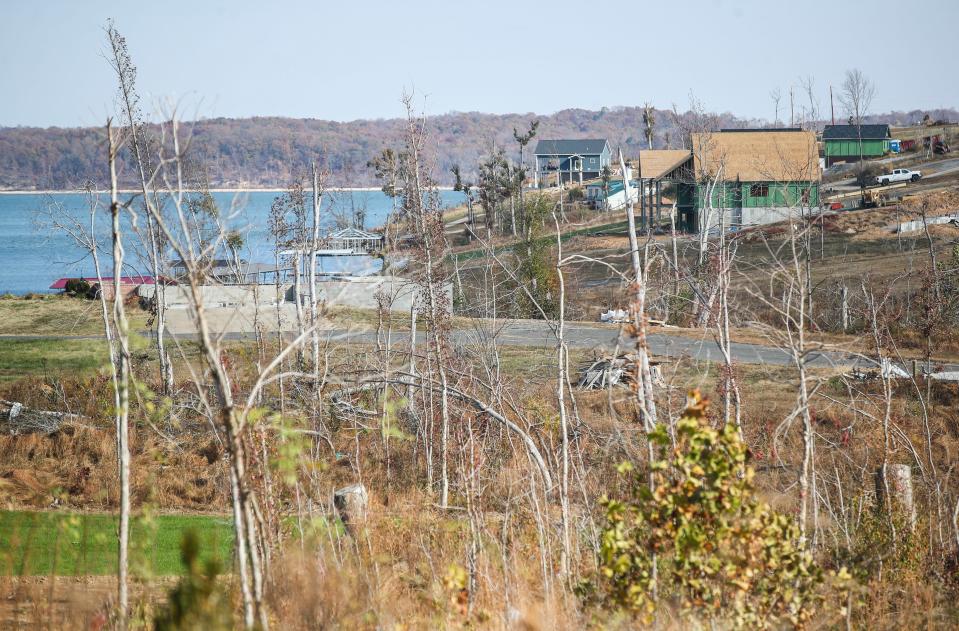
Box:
[0, 294, 150, 336]
[0, 334, 151, 382]
[0, 339, 111, 382]
[0, 510, 232, 576]
[0, 296, 155, 381]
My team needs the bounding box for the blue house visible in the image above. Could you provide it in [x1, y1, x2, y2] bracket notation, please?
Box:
[533, 138, 611, 186]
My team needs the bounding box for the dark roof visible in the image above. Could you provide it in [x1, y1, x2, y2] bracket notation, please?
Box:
[720, 127, 803, 132]
[822, 124, 891, 140]
[534, 138, 609, 156]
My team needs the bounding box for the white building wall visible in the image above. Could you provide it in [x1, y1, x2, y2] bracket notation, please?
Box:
[138, 277, 453, 315]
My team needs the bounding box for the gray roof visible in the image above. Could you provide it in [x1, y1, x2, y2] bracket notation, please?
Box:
[822, 124, 891, 140]
[534, 138, 609, 156]
[329, 227, 382, 240]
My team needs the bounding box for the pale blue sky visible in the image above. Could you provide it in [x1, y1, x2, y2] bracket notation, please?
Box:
[1, 0, 955, 127]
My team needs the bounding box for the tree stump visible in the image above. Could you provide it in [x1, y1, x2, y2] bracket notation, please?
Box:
[334, 484, 368, 530]
[875, 464, 915, 530]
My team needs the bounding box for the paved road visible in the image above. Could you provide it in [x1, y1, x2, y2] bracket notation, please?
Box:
[6, 320, 957, 372]
[826, 156, 959, 190]
[326, 320, 865, 369]
[153, 320, 865, 370]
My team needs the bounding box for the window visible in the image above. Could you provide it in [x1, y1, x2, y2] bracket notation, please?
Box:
[749, 183, 769, 198]
[572, 158, 583, 171]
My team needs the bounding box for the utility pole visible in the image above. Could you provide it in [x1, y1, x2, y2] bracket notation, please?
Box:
[829, 85, 835, 125]
[790, 87, 795, 127]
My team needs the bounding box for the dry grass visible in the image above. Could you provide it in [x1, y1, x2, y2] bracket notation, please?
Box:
[0, 342, 957, 627]
[0, 294, 150, 337]
[2, 214, 959, 627]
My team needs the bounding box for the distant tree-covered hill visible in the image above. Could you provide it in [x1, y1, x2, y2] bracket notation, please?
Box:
[1, 106, 954, 190]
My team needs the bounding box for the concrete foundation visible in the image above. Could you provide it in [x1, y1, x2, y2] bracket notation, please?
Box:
[138, 284, 290, 309]
[138, 276, 452, 336]
[699, 206, 819, 233]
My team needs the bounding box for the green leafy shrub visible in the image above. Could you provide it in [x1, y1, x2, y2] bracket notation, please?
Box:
[513, 194, 558, 320]
[153, 530, 233, 631]
[580, 390, 823, 628]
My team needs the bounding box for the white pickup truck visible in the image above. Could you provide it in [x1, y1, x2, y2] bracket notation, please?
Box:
[876, 168, 921, 185]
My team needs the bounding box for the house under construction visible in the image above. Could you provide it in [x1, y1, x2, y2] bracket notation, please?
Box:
[638, 129, 820, 233]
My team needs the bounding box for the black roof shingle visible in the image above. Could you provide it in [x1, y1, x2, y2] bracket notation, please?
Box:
[822, 124, 891, 140]
[533, 138, 609, 156]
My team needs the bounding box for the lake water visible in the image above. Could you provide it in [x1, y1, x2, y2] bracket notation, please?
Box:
[0, 190, 464, 294]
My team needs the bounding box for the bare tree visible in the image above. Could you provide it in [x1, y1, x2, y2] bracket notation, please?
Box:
[513, 119, 539, 216]
[799, 75, 819, 130]
[643, 103, 656, 150]
[451, 164, 476, 242]
[309, 162, 325, 382]
[838, 68, 877, 202]
[107, 119, 133, 629]
[106, 21, 174, 394]
[368, 148, 403, 251]
[770, 87, 783, 126]
[400, 92, 454, 507]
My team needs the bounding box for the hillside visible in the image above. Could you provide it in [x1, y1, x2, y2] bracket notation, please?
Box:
[1, 107, 955, 190]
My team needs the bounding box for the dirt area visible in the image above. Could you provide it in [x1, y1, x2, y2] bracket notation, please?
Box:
[824, 190, 959, 240]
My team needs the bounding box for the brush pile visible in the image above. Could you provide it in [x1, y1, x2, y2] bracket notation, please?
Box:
[578, 354, 637, 389]
[0, 398, 85, 435]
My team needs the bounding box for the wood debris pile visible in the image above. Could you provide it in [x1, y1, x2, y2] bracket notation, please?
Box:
[578, 354, 665, 390]
[578, 355, 633, 389]
[1, 399, 85, 435]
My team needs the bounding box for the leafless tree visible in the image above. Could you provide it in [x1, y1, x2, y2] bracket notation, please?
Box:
[770, 87, 783, 126]
[107, 119, 133, 629]
[400, 91, 454, 507]
[106, 21, 174, 394]
[839, 68, 877, 201]
[513, 119, 539, 217]
[309, 162, 325, 382]
[799, 75, 819, 130]
[643, 102, 656, 149]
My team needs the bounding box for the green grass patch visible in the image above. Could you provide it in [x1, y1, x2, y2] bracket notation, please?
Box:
[0, 338, 110, 381]
[0, 334, 152, 382]
[0, 510, 233, 576]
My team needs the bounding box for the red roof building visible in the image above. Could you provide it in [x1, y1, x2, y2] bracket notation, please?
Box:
[50, 275, 175, 300]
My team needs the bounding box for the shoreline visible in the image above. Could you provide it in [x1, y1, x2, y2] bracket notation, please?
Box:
[0, 186, 457, 195]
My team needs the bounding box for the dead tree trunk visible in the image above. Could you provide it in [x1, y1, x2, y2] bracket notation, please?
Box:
[108, 121, 132, 630]
[876, 464, 916, 531]
[310, 162, 323, 383]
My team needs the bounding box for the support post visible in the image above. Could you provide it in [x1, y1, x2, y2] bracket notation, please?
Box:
[640, 179, 646, 230]
[656, 180, 662, 224]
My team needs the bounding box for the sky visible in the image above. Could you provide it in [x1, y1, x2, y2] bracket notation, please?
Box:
[1, 0, 956, 128]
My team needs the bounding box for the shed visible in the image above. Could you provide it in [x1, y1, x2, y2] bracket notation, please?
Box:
[49, 275, 172, 300]
[585, 179, 639, 211]
[822, 124, 891, 166]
